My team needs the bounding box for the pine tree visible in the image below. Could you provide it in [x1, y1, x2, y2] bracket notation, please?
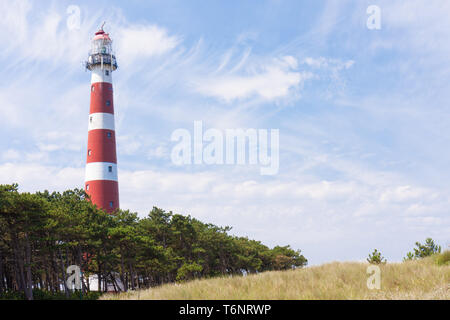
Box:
[404, 238, 441, 260]
[367, 249, 387, 264]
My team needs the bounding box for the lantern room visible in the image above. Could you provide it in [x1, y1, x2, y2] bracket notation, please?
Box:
[91, 29, 112, 55]
[86, 25, 118, 71]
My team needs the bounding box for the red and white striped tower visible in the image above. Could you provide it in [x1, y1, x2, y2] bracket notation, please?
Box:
[85, 26, 119, 213]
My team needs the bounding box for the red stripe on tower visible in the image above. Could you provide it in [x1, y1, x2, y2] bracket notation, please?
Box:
[85, 27, 119, 213]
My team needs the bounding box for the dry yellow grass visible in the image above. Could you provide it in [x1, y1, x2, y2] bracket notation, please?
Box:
[102, 257, 449, 300]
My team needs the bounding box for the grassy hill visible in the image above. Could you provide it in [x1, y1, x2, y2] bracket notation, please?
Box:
[102, 252, 449, 300]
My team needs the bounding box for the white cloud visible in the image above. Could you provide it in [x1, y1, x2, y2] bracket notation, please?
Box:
[0, 0, 179, 72]
[0, 163, 83, 192]
[302, 57, 354, 70]
[381, 0, 450, 52]
[1, 149, 21, 161]
[0, 0, 96, 68]
[111, 166, 450, 263]
[0, 0, 32, 52]
[147, 145, 168, 160]
[379, 185, 438, 204]
[116, 25, 179, 66]
[117, 134, 142, 156]
[195, 55, 312, 102]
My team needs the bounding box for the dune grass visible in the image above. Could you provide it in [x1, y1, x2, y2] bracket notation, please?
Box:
[102, 254, 449, 300]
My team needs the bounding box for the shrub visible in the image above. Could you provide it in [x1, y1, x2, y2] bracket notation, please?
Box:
[434, 250, 450, 266]
[176, 262, 203, 281]
[0, 289, 102, 300]
[403, 251, 415, 261]
[367, 249, 386, 264]
[0, 291, 25, 300]
[404, 238, 441, 261]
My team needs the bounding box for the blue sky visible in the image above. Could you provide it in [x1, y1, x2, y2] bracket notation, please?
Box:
[0, 0, 449, 265]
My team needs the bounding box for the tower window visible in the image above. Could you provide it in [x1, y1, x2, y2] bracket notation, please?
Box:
[88, 149, 92, 156]
[86, 184, 90, 191]
[109, 201, 114, 208]
[105, 70, 109, 76]
[91, 85, 95, 92]
[107, 132, 112, 138]
[106, 100, 111, 106]
[90, 116, 93, 123]
[108, 166, 112, 172]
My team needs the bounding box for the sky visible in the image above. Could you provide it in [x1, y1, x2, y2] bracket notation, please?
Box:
[0, 0, 449, 265]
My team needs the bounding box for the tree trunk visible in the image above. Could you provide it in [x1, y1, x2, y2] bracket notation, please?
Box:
[38, 273, 43, 290]
[24, 235, 33, 300]
[44, 258, 52, 292]
[0, 248, 4, 293]
[97, 265, 102, 292]
[109, 272, 121, 292]
[77, 247, 87, 294]
[13, 241, 27, 298]
[129, 262, 135, 290]
[50, 250, 58, 293]
[59, 248, 70, 298]
[120, 247, 127, 292]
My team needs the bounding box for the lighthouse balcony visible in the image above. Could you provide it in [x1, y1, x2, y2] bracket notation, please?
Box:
[86, 53, 118, 71]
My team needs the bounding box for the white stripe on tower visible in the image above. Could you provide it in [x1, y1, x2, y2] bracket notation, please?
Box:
[85, 162, 118, 181]
[91, 68, 112, 84]
[88, 113, 115, 131]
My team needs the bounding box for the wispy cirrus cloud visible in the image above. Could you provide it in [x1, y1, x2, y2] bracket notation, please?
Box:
[193, 55, 312, 103]
[302, 57, 354, 70]
[0, 0, 181, 70]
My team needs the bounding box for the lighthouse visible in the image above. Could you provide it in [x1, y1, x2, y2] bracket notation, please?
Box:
[85, 25, 119, 213]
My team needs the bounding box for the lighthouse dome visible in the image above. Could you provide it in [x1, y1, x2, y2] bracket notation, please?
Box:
[93, 29, 111, 41]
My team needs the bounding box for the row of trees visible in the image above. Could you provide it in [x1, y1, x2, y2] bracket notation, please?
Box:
[0, 184, 307, 300]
